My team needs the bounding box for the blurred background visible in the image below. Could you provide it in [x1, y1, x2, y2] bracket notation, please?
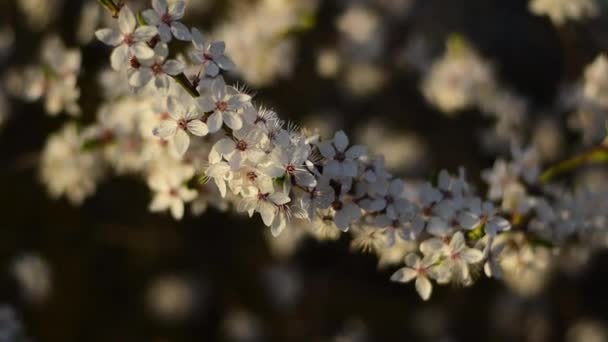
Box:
[1, 0, 608, 341]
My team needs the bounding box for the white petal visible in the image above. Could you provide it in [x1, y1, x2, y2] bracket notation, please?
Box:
[153, 120, 177, 138]
[223, 112, 243, 130]
[174, 129, 190, 156]
[154, 74, 171, 91]
[323, 160, 341, 177]
[167, 97, 185, 119]
[205, 62, 220, 77]
[229, 152, 243, 171]
[405, 253, 420, 267]
[171, 200, 185, 220]
[170, 21, 191, 41]
[211, 77, 226, 99]
[141, 9, 160, 25]
[415, 276, 432, 301]
[214, 55, 235, 71]
[485, 216, 511, 236]
[191, 28, 206, 50]
[333, 209, 351, 232]
[390, 268, 417, 283]
[420, 238, 444, 255]
[128, 68, 153, 87]
[197, 97, 216, 113]
[187, 120, 209, 136]
[341, 161, 357, 178]
[110, 45, 129, 71]
[209, 41, 226, 55]
[269, 192, 290, 205]
[318, 142, 336, 159]
[438, 170, 451, 190]
[95, 28, 122, 46]
[449, 232, 466, 251]
[214, 138, 236, 155]
[168, 1, 186, 19]
[131, 43, 155, 60]
[133, 26, 158, 41]
[457, 211, 480, 230]
[152, 0, 168, 15]
[426, 217, 449, 237]
[259, 203, 276, 226]
[333, 131, 349, 152]
[158, 24, 172, 42]
[163, 59, 184, 76]
[294, 171, 317, 188]
[118, 6, 136, 34]
[150, 194, 171, 212]
[206, 112, 223, 133]
[271, 216, 286, 237]
[460, 248, 484, 264]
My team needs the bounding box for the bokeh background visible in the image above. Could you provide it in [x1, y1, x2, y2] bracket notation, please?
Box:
[1, 0, 608, 341]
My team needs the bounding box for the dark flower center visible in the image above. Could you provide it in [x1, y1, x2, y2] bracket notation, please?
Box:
[161, 13, 172, 25]
[216, 101, 228, 112]
[236, 140, 248, 151]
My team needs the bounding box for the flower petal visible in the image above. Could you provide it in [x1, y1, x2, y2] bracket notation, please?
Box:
[415, 276, 432, 301]
[152, 0, 168, 15]
[390, 268, 417, 283]
[110, 45, 129, 71]
[206, 112, 223, 133]
[187, 120, 209, 136]
[173, 128, 190, 156]
[163, 59, 184, 76]
[333, 130, 349, 152]
[168, 1, 186, 19]
[133, 26, 158, 41]
[485, 216, 511, 236]
[95, 28, 122, 46]
[170, 21, 191, 41]
[131, 42, 155, 60]
[223, 112, 243, 130]
[141, 9, 160, 25]
[191, 28, 206, 50]
[118, 6, 136, 34]
[214, 138, 236, 155]
[460, 248, 484, 264]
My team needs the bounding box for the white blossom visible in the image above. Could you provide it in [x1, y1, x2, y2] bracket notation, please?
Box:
[153, 96, 209, 156]
[189, 28, 235, 77]
[142, 0, 191, 42]
[95, 6, 158, 71]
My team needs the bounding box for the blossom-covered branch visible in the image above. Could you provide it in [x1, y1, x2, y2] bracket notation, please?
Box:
[30, 0, 608, 301]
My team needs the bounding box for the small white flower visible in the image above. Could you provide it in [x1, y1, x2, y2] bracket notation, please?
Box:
[238, 182, 291, 232]
[196, 77, 250, 132]
[422, 232, 484, 284]
[148, 167, 197, 220]
[142, 0, 191, 42]
[318, 130, 367, 178]
[263, 142, 317, 188]
[153, 97, 209, 156]
[95, 6, 158, 71]
[210, 126, 266, 171]
[390, 253, 439, 301]
[457, 198, 511, 236]
[190, 28, 235, 77]
[331, 198, 362, 232]
[129, 43, 185, 90]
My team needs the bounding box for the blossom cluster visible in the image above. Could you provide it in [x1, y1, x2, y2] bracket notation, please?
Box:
[23, 0, 608, 302]
[6, 36, 81, 116]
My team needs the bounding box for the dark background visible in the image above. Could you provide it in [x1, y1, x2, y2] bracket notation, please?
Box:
[1, 0, 608, 341]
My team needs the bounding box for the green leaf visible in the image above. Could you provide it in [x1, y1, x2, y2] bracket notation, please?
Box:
[466, 224, 485, 241]
[136, 11, 147, 26]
